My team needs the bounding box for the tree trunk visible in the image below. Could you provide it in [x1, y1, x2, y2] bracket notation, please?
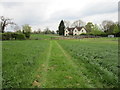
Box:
[2, 25, 5, 33]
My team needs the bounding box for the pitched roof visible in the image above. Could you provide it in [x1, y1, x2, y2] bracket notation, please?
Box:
[76, 27, 82, 31]
[66, 27, 84, 31]
[66, 27, 74, 31]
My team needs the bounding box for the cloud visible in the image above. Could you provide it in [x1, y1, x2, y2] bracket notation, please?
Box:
[81, 1, 118, 18]
[0, 0, 119, 31]
[82, 12, 118, 24]
[0, 2, 24, 8]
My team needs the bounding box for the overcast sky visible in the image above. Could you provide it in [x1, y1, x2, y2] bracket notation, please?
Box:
[0, 0, 119, 31]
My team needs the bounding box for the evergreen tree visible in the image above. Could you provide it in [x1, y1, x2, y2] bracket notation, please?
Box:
[58, 20, 65, 35]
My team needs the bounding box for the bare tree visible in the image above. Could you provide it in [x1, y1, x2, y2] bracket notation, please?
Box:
[102, 20, 114, 31]
[71, 20, 85, 27]
[64, 20, 71, 28]
[0, 16, 16, 33]
[37, 28, 41, 33]
[14, 24, 21, 32]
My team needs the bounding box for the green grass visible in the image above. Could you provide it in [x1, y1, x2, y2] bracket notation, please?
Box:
[30, 34, 60, 40]
[2, 40, 50, 88]
[58, 38, 118, 88]
[0, 41, 2, 89]
[2, 38, 118, 88]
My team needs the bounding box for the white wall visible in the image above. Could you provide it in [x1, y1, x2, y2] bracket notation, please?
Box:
[64, 28, 87, 36]
[64, 29, 69, 36]
[79, 28, 86, 34]
[73, 28, 79, 35]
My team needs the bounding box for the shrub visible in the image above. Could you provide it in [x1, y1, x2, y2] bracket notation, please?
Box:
[80, 33, 86, 35]
[16, 33, 26, 40]
[2, 33, 26, 40]
[99, 33, 108, 37]
[116, 32, 120, 37]
[0, 33, 2, 40]
[24, 32, 30, 39]
[2, 32, 12, 40]
[11, 33, 17, 40]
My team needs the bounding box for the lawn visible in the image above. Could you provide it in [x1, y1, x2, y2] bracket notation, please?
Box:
[2, 37, 118, 88]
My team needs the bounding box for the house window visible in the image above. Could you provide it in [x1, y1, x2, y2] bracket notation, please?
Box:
[75, 34, 76, 35]
[82, 30, 83, 32]
[66, 31, 67, 33]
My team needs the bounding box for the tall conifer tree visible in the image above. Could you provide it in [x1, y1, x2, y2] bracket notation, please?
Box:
[58, 20, 65, 35]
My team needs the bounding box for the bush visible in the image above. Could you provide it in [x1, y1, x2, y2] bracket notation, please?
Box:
[2, 32, 12, 40]
[99, 33, 108, 37]
[16, 33, 26, 40]
[2, 33, 26, 40]
[116, 32, 120, 37]
[80, 33, 87, 35]
[113, 32, 120, 37]
[24, 32, 30, 39]
[0, 33, 2, 40]
[11, 33, 17, 40]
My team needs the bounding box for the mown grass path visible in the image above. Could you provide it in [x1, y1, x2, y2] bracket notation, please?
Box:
[34, 40, 95, 88]
[39, 41, 52, 87]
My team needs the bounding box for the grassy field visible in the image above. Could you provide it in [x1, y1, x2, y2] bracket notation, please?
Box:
[2, 36, 118, 88]
[30, 34, 60, 40]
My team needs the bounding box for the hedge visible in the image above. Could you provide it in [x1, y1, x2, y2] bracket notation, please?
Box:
[1, 33, 26, 40]
[16, 33, 26, 40]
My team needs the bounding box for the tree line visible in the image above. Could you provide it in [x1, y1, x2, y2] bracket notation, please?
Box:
[32, 27, 55, 34]
[1, 24, 31, 40]
[0, 16, 32, 40]
[0, 16, 56, 40]
[58, 20, 120, 37]
[1, 16, 120, 40]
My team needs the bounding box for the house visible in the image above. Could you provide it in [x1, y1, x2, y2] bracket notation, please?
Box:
[64, 27, 87, 36]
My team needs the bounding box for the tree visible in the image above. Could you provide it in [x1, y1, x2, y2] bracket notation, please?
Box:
[90, 24, 105, 35]
[85, 22, 94, 33]
[64, 20, 71, 28]
[56, 30, 59, 34]
[51, 30, 55, 34]
[58, 20, 65, 35]
[37, 28, 41, 34]
[113, 24, 120, 36]
[0, 16, 15, 33]
[71, 20, 85, 27]
[44, 27, 51, 34]
[14, 25, 21, 32]
[102, 20, 114, 34]
[22, 24, 32, 38]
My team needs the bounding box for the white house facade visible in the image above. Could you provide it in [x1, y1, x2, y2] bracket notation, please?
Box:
[64, 27, 87, 36]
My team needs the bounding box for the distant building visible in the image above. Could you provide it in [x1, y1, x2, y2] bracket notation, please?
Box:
[108, 35, 114, 38]
[64, 27, 87, 36]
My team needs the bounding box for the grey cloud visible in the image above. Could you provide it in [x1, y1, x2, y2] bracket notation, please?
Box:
[47, 1, 118, 23]
[1, 0, 118, 31]
[48, 10, 81, 22]
[0, 2, 24, 8]
[81, 2, 117, 18]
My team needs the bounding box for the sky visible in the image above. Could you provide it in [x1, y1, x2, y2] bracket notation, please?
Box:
[0, 0, 119, 31]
